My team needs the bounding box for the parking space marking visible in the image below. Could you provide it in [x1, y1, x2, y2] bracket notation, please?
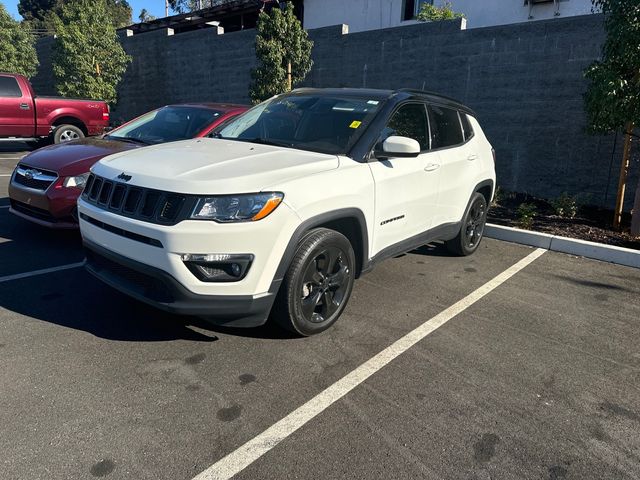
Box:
[0, 261, 85, 284]
[0, 206, 9, 209]
[192, 247, 547, 480]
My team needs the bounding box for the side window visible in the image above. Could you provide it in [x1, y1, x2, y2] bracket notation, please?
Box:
[383, 103, 429, 151]
[428, 105, 463, 149]
[460, 112, 474, 141]
[0, 77, 23, 97]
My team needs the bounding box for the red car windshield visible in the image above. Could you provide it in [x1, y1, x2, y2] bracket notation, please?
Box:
[106, 106, 223, 145]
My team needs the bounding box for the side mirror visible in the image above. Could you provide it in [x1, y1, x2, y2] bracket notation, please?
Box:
[376, 136, 421, 159]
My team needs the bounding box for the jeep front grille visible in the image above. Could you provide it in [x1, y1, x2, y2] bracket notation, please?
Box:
[81, 174, 190, 225]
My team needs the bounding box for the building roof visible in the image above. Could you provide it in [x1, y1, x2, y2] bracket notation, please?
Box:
[121, 0, 302, 35]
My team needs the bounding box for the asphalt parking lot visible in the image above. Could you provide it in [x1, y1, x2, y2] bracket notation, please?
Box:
[1, 149, 639, 480]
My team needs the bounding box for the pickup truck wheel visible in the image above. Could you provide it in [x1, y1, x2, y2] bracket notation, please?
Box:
[53, 125, 84, 144]
[274, 228, 356, 336]
[445, 192, 488, 256]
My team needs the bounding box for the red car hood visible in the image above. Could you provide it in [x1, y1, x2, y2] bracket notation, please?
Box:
[19, 137, 140, 176]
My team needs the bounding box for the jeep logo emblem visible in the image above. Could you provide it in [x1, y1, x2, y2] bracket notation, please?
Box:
[117, 172, 132, 182]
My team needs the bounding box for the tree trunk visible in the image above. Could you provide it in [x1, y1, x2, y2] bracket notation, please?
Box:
[613, 121, 634, 229]
[287, 62, 292, 91]
[631, 162, 640, 236]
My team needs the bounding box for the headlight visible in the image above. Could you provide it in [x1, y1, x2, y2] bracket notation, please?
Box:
[191, 192, 284, 222]
[63, 173, 90, 188]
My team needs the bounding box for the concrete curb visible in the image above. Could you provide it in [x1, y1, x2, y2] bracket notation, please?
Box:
[484, 224, 640, 269]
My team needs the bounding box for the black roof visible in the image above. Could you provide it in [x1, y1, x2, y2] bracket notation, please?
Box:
[288, 87, 475, 116]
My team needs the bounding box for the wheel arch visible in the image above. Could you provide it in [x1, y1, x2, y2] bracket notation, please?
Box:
[473, 179, 494, 205]
[52, 116, 88, 135]
[269, 208, 370, 295]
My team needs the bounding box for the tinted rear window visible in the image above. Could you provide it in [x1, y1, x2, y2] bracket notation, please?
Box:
[460, 112, 474, 141]
[428, 105, 463, 149]
[0, 77, 22, 97]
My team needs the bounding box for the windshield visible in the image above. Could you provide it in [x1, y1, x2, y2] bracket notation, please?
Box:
[217, 94, 383, 155]
[107, 106, 223, 145]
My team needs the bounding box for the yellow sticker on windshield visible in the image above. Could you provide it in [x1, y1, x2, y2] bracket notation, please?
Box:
[349, 121, 362, 129]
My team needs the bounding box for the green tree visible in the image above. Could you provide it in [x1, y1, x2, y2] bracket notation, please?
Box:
[17, 0, 57, 24]
[0, 4, 39, 77]
[19, 0, 132, 31]
[52, 0, 131, 104]
[138, 8, 156, 22]
[107, 0, 133, 28]
[417, 1, 465, 22]
[249, 2, 313, 103]
[584, 0, 640, 233]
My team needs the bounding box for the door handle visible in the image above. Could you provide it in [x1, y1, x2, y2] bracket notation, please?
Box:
[19, 103, 30, 110]
[467, 154, 478, 161]
[424, 163, 440, 172]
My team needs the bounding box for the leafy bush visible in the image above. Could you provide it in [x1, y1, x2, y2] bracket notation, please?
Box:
[551, 193, 578, 219]
[417, 1, 465, 21]
[516, 203, 537, 230]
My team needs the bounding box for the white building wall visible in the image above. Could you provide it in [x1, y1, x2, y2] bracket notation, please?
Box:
[304, 0, 409, 33]
[440, 0, 594, 29]
[303, 0, 594, 32]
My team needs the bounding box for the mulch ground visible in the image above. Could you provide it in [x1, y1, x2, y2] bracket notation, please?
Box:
[488, 192, 640, 251]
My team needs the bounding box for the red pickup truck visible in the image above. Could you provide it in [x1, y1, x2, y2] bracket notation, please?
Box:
[0, 73, 109, 144]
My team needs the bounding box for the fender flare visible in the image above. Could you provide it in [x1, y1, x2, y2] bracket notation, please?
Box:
[473, 179, 495, 203]
[268, 208, 370, 295]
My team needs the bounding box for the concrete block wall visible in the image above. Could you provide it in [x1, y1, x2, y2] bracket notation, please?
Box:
[31, 14, 637, 209]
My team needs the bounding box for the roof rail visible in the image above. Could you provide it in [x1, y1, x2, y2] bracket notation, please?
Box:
[396, 88, 466, 106]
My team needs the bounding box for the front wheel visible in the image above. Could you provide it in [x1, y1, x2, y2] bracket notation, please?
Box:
[53, 124, 84, 144]
[445, 192, 488, 256]
[274, 228, 356, 336]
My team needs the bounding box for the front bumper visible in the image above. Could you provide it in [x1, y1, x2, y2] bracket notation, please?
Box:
[84, 239, 275, 327]
[78, 196, 301, 324]
[8, 178, 80, 228]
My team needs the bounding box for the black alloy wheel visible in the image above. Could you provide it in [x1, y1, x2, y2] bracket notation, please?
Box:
[274, 228, 356, 336]
[445, 192, 488, 256]
[464, 195, 487, 250]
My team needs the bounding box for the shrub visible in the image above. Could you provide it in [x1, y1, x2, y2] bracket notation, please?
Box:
[516, 203, 537, 230]
[551, 193, 578, 219]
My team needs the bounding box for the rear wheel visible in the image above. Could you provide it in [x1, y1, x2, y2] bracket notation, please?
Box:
[445, 192, 488, 256]
[53, 124, 84, 144]
[274, 228, 356, 336]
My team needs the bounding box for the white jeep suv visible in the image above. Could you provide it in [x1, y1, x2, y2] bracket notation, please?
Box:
[78, 88, 495, 336]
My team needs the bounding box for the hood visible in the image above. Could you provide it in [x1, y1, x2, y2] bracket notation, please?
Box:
[19, 137, 139, 176]
[92, 138, 340, 195]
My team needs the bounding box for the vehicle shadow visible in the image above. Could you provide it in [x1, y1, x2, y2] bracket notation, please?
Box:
[0, 269, 221, 342]
[0, 141, 34, 153]
[409, 242, 453, 257]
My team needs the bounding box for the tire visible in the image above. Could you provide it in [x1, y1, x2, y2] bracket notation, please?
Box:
[53, 124, 84, 144]
[445, 192, 488, 256]
[274, 228, 356, 336]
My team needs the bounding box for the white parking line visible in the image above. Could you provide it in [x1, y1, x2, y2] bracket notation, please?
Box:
[0, 174, 12, 176]
[0, 205, 9, 209]
[0, 261, 85, 283]
[192, 247, 547, 480]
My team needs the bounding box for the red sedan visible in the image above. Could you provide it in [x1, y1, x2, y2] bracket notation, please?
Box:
[8, 103, 248, 228]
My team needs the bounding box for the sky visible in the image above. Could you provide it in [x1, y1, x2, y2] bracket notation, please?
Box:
[1, 0, 167, 23]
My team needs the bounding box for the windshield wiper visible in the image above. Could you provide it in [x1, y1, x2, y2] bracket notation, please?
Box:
[105, 136, 150, 145]
[243, 137, 296, 148]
